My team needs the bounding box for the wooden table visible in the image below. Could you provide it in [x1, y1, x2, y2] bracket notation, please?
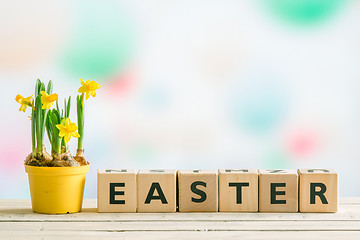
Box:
[1, 199, 359, 239]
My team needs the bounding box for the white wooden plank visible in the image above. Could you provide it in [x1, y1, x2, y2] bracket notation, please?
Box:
[1, 199, 360, 239]
[0, 221, 359, 231]
[1, 205, 360, 222]
[1, 231, 360, 240]
[0, 198, 357, 207]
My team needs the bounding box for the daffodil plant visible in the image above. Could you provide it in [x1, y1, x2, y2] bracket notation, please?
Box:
[45, 96, 78, 164]
[35, 81, 54, 155]
[75, 79, 101, 165]
[16, 78, 99, 167]
[15, 79, 57, 166]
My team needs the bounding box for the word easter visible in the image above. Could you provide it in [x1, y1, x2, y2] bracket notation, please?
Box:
[97, 169, 338, 213]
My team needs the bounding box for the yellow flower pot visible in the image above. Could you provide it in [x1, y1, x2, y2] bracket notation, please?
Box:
[25, 164, 89, 214]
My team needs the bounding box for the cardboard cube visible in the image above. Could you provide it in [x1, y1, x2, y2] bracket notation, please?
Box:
[298, 169, 338, 213]
[97, 169, 137, 212]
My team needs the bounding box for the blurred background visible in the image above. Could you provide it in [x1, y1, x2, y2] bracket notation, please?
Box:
[1, 0, 360, 198]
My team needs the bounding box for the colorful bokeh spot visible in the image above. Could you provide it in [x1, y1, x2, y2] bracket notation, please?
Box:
[232, 88, 286, 135]
[260, 0, 346, 25]
[60, 0, 135, 81]
[287, 130, 318, 157]
[263, 149, 291, 169]
[107, 71, 135, 97]
[0, 137, 29, 172]
[129, 142, 156, 164]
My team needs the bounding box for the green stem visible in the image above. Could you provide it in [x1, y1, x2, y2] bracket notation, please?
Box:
[77, 94, 84, 150]
[61, 138, 67, 152]
[35, 96, 42, 156]
[44, 80, 53, 148]
[31, 108, 36, 157]
[32, 79, 41, 157]
[36, 82, 46, 156]
[53, 138, 61, 154]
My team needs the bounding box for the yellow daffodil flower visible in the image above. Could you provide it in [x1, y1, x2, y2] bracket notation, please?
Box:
[15, 94, 34, 112]
[41, 91, 58, 109]
[56, 118, 80, 143]
[78, 79, 101, 100]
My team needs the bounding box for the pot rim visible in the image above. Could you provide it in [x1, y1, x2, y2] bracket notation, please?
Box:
[25, 164, 90, 176]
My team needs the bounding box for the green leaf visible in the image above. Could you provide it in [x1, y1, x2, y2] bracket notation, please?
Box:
[63, 97, 71, 119]
[45, 110, 53, 146]
[40, 83, 45, 93]
[46, 80, 53, 95]
[35, 79, 41, 98]
[64, 98, 67, 118]
[67, 96, 71, 118]
[56, 100, 60, 113]
[50, 110, 61, 155]
[51, 112, 58, 125]
[54, 109, 61, 122]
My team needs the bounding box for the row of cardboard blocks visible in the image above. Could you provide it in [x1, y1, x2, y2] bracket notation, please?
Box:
[98, 169, 338, 213]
